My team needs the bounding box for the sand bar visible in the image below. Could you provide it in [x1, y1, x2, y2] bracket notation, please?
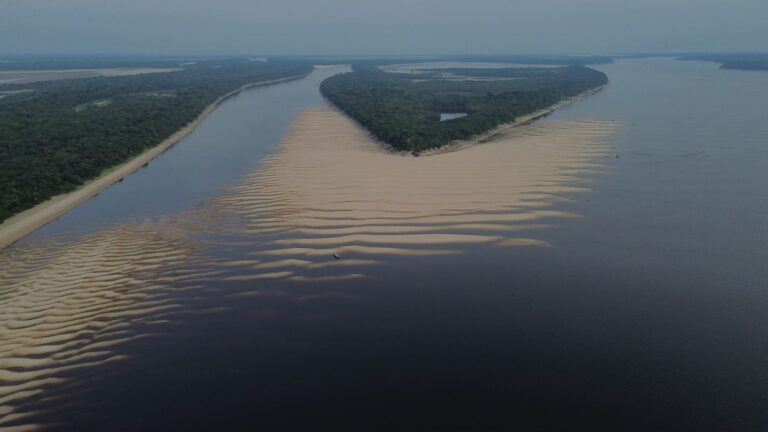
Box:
[0, 67, 183, 85]
[419, 84, 608, 156]
[210, 106, 620, 278]
[0, 103, 619, 424]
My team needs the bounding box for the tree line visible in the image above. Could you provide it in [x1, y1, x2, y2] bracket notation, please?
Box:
[679, 53, 768, 71]
[320, 62, 608, 152]
[0, 59, 312, 222]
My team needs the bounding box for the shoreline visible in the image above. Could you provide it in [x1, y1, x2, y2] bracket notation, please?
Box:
[418, 84, 608, 156]
[0, 73, 308, 249]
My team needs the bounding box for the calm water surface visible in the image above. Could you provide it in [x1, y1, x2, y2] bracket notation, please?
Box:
[25, 66, 345, 241]
[2, 59, 768, 431]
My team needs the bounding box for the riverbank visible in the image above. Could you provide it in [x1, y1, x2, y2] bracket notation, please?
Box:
[0, 73, 308, 249]
[418, 84, 608, 156]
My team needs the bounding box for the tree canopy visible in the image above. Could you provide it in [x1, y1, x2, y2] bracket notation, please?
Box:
[0, 59, 312, 222]
[320, 62, 608, 152]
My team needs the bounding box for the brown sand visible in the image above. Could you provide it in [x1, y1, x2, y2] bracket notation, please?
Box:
[210, 106, 620, 281]
[0, 103, 619, 428]
[0, 225, 204, 430]
[420, 85, 608, 156]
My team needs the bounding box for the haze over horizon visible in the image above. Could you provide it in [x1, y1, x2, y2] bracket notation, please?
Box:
[2, 0, 767, 56]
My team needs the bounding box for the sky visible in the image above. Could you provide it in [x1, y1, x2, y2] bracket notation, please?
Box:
[2, 0, 767, 56]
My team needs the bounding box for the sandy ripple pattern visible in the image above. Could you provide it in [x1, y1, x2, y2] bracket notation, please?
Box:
[0, 106, 618, 429]
[0, 225, 204, 431]
[210, 107, 620, 283]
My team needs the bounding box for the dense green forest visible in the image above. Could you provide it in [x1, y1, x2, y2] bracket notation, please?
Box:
[320, 63, 607, 152]
[0, 59, 312, 223]
[679, 53, 768, 71]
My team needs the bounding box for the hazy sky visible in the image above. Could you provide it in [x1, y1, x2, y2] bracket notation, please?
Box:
[2, 0, 767, 55]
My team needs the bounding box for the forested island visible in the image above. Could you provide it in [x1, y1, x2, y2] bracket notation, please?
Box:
[0, 59, 312, 223]
[320, 62, 608, 152]
[443, 55, 614, 66]
[679, 53, 768, 71]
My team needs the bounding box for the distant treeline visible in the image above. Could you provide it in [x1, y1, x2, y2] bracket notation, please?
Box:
[0, 59, 312, 223]
[320, 63, 607, 152]
[301, 54, 614, 67]
[679, 53, 768, 71]
[445, 55, 614, 65]
[0, 56, 225, 71]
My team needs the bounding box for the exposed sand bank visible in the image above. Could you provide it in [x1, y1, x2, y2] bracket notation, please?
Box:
[211, 106, 620, 281]
[419, 84, 608, 156]
[0, 74, 307, 249]
[0, 105, 618, 426]
[0, 222, 205, 431]
[0, 67, 182, 85]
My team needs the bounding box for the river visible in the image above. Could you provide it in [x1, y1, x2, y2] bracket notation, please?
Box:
[1, 58, 767, 431]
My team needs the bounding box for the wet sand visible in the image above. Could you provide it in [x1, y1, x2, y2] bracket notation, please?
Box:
[420, 85, 608, 156]
[0, 104, 619, 429]
[0, 74, 307, 250]
[0, 224, 205, 431]
[211, 106, 619, 281]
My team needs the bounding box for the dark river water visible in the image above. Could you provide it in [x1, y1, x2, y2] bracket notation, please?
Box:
[2, 59, 768, 431]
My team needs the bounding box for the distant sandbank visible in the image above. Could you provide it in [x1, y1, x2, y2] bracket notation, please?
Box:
[0, 67, 182, 85]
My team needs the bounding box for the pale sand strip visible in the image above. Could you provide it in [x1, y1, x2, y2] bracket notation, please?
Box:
[419, 84, 609, 156]
[0, 74, 308, 249]
[209, 107, 621, 277]
[0, 224, 206, 429]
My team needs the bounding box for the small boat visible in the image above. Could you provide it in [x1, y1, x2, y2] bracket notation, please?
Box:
[333, 253, 341, 260]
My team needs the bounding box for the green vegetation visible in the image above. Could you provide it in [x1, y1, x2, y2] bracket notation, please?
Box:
[304, 54, 614, 67]
[320, 63, 607, 152]
[444, 55, 614, 66]
[0, 55, 188, 71]
[0, 59, 311, 223]
[679, 53, 768, 71]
